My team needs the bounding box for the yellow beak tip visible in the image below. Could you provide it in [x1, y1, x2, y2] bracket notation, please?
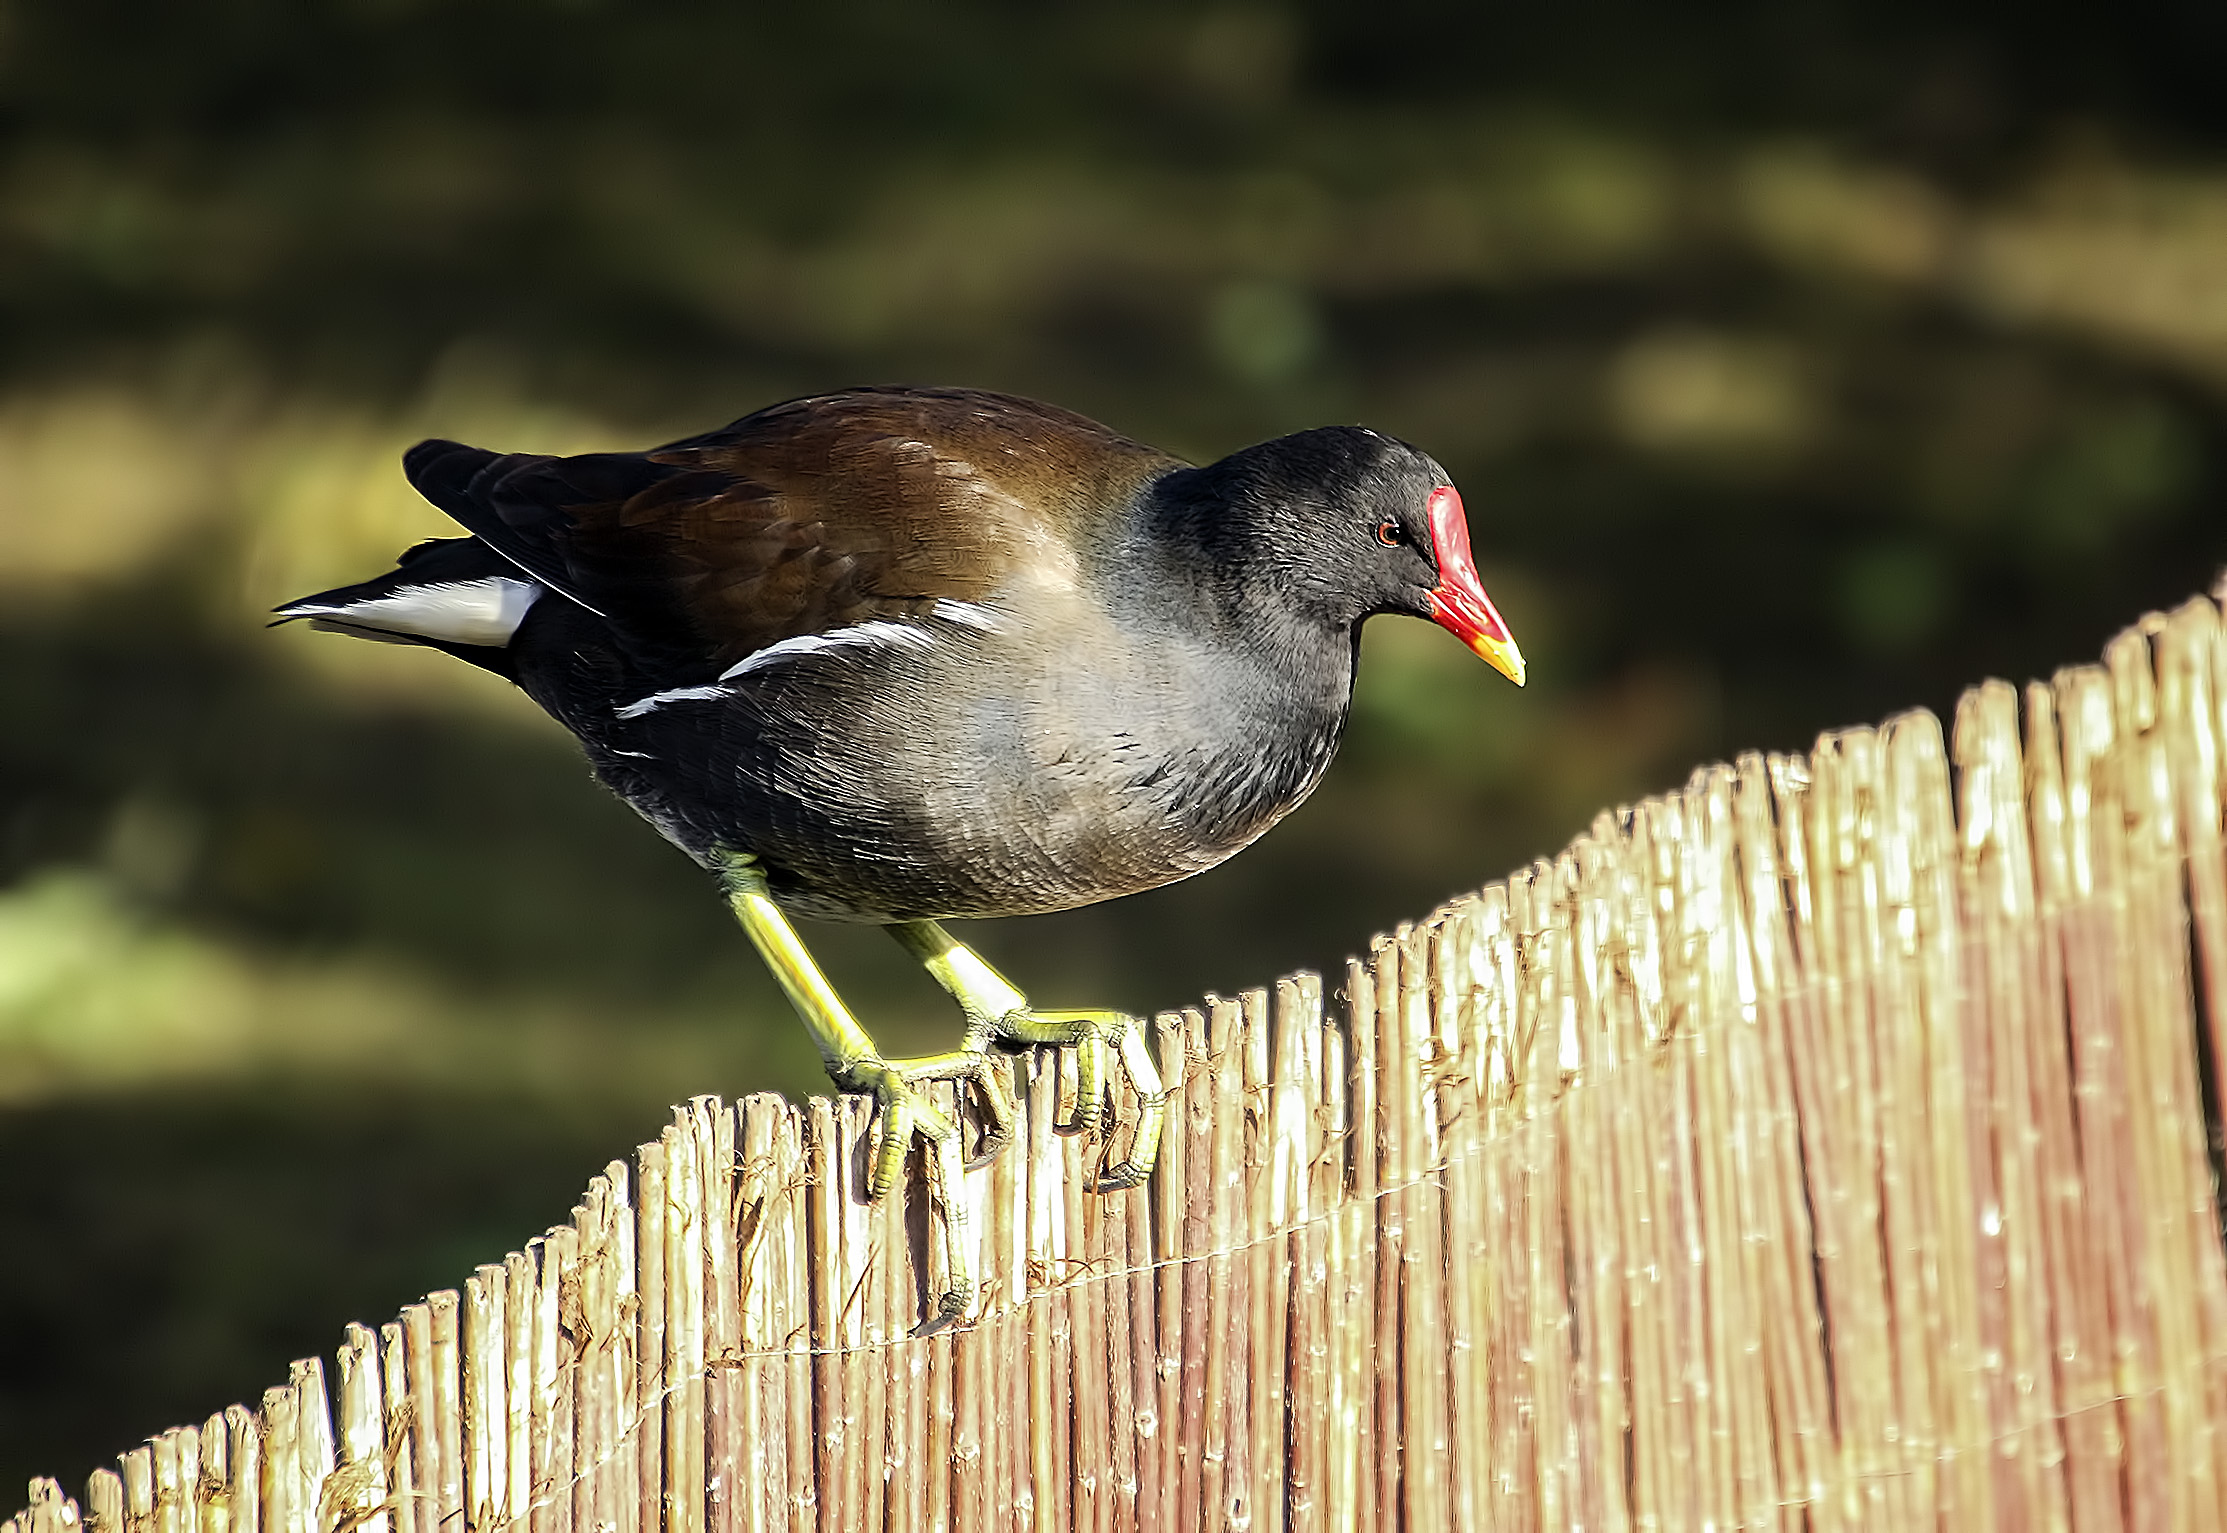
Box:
[1476, 636, 1527, 688]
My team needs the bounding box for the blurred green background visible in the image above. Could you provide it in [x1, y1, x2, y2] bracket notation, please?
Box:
[6, 0, 2227, 1489]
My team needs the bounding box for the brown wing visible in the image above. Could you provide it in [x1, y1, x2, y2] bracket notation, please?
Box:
[410, 387, 1179, 675]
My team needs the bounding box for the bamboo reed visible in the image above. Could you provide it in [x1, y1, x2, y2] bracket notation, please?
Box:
[24, 589, 2227, 1529]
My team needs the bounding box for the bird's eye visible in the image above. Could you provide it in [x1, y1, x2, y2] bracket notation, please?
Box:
[1375, 519, 1403, 547]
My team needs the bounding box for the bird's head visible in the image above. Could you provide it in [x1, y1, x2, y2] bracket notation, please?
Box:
[1176, 425, 1525, 687]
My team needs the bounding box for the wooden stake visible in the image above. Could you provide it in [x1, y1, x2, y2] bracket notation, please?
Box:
[332, 1324, 387, 1533]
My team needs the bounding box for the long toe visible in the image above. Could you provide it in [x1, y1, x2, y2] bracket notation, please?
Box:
[836, 1057, 977, 1321]
[921, 1126, 974, 1329]
[1095, 1087, 1168, 1190]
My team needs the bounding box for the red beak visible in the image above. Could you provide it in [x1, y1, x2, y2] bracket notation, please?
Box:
[1423, 486, 1525, 686]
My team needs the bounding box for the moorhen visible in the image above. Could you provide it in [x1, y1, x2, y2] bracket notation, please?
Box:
[277, 386, 1524, 1316]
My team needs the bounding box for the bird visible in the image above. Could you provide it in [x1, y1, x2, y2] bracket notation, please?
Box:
[275, 385, 1524, 1319]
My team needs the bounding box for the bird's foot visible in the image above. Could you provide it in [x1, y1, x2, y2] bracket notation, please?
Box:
[826, 1052, 1007, 1324]
[968, 1007, 1167, 1191]
[831, 1048, 1017, 1201]
[887, 920, 1168, 1193]
[716, 850, 985, 1319]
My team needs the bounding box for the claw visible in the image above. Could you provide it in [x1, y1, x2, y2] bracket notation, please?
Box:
[1103, 1028, 1169, 1188]
[1095, 1088, 1168, 1190]
[920, 1125, 973, 1328]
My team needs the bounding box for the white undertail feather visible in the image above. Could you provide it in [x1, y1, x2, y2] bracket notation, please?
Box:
[281, 578, 544, 647]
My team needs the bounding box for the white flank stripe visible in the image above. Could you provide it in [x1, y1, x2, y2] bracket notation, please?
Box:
[283, 578, 544, 647]
[615, 684, 730, 720]
[624, 605, 1005, 716]
[715, 617, 939, 682]
[929, 599, 1005, 632]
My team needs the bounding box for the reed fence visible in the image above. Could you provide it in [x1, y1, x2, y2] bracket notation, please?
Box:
[17, 584, 2227, 1530]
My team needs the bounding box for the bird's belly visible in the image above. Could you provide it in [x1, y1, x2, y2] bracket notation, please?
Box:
[604, 679, 1341, 924]
[770, 743, 1312, 922]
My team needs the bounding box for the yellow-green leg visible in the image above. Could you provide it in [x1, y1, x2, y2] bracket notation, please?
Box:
[887, 920, 1167, 1191]
[715, 849, 1003, 1320]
